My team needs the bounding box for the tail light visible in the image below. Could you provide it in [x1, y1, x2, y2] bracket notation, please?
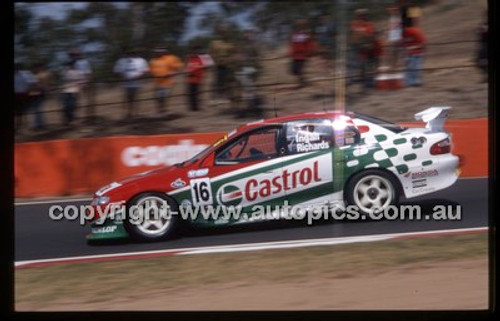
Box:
[430, 137, 451, 155]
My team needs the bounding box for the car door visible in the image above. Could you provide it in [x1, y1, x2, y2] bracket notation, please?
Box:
[190, 125, 286, 223]
[281, 118, 337, 208]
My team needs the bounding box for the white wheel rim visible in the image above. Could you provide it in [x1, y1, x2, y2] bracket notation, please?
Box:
[353, 175, 393, 214]
[133, 196, 171, 235]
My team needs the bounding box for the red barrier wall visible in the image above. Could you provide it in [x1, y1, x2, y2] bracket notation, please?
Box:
[15, 132, 225, 197]
[14, 118, 487, 198]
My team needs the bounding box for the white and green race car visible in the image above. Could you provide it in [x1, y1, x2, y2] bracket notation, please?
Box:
[87, 107, 460, 242]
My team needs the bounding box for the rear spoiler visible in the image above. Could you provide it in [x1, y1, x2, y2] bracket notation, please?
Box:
[414, 107, 451, 132]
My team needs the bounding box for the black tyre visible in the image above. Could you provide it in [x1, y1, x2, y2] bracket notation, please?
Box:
[344, 170, 400, 217]
[124, 192, 180, 242]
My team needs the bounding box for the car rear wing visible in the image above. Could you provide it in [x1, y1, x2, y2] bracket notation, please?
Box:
[414, 106, 451, 132]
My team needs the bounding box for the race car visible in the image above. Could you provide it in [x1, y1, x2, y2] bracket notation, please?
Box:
[87, 107, 460, 242]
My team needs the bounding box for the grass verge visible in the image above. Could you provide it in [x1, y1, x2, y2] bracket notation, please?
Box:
[16, 233, 487, 307]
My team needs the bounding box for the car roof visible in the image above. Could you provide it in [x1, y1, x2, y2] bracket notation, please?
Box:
[236, 110, 352, 133]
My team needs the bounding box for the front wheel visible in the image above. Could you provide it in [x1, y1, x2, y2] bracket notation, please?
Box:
[344, 170, 399, 217]
[124, 192, 180, 242]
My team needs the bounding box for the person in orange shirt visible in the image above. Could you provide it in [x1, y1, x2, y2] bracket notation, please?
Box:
[149, 47, 183, 113]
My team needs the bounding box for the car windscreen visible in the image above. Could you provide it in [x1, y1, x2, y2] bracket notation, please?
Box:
[352, 112, 406, 133]
[179, 133, 228, 166]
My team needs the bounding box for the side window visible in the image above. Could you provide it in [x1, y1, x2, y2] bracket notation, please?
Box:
[286, 119, 334, 154]
[334, 126, 361, 147]
[215, 127, 280, 164]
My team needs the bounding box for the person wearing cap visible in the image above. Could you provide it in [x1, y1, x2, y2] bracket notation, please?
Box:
[149, 47, 183, 113]
[113, 49, 149, 119]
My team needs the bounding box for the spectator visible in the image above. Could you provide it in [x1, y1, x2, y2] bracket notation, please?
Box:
[235, 29, 263, 116]
[315, 14, 337, 69]
[373, 29, 385, 72]
[289, 19, 316, 88]
[14, 63, 36, 132]
[28, 62, 52, 130]
[60, 60, 84, 126]
[385, 4, 403, 70]
[113, 49, 149, 119]
[402, 17, 426, 87]
[209, 25, 236, 104]
[69, 48, 95, 121]
[149, 47, 183, 114]
[476, 11, 487, 82]
[350, 8, 377, 88]
[185, 44, 213, 111]
[399, 0, 411, 29]
[400, 0, 422, 29]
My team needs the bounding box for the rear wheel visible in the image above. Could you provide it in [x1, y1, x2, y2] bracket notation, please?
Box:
[345, 170, 399, 217]
[124, 192, 179, 242]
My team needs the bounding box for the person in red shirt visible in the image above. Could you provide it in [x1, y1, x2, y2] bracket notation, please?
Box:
[402, 17, 426, 86]
[185, 44, 213, 111]
[289, 19, 316, 87]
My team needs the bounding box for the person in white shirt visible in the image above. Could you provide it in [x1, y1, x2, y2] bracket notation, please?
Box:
[113, 50, 149, 119]
[69, 48, 95, 120]
[386, 4, 403, 70]
[60, 61, 84, 126]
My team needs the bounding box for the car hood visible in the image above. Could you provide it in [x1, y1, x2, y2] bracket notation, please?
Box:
[117, 166, 177, 185]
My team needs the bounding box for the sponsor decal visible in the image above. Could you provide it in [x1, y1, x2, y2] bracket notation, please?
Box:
[411, 136, 427, 146]
[216, 184, 243, 207]
[187, 168, 209, 178]
[244, 160, 322, 202]
[412, 186, 435, 194]
[121, 140, 208, 167]
[209, 153, 332, 208]
[170, 178, 186, 188]
[411, 169, 438, 179]
[92, 225, 117, 234]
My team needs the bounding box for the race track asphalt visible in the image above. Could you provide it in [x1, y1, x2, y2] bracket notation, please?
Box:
[15, 178, 488, 261]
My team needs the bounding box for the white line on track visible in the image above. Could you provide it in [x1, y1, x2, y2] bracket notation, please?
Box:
[15, 198, 92, 206]
[15, 226, 488, 268]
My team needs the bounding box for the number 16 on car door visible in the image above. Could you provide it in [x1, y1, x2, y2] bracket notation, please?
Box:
[190, 177, 213, 206]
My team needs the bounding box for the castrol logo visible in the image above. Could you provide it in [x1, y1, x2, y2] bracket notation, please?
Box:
[245, 161, 321, 202]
